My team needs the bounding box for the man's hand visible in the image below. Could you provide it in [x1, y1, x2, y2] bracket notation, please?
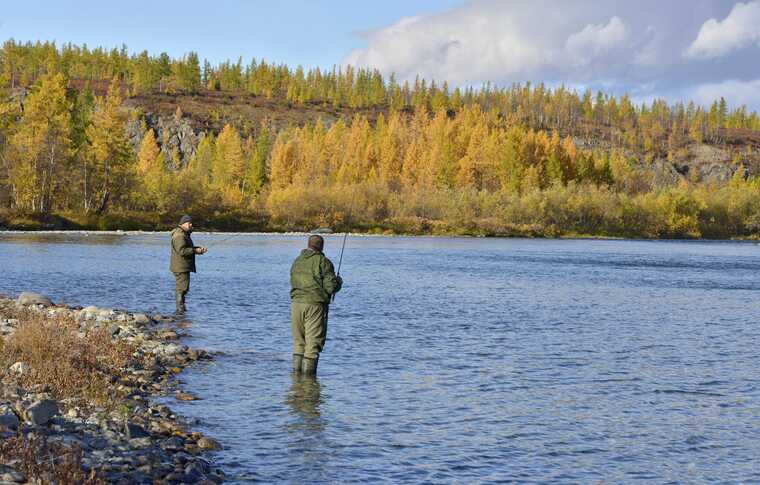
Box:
[336, 275, 343, 286]
[194, 247, 208, 255]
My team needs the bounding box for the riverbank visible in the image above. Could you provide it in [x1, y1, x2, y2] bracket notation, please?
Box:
[0, 293, 224, 483]
[2, 210, 760, 240]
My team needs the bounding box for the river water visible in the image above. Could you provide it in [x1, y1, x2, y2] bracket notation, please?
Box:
[1, 233, 759, 483]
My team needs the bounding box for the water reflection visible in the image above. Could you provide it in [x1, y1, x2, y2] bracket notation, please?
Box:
[285, 374, 324, 429]
[0, 232, 130, 246]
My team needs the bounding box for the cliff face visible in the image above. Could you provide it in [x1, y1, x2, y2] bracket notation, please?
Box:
[572, 135, 758, 186]
[126, 113, 201, 170]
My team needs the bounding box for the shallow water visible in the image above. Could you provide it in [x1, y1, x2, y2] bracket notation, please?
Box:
[1, 233, 759, 483]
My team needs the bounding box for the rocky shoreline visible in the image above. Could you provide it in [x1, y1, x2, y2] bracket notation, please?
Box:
[0, 292, 224, 484]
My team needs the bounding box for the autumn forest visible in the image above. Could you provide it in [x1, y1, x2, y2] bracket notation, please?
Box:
[1, 40, 760, 238]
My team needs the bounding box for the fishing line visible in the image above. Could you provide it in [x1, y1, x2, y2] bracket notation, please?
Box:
[203, 232, 245, 249]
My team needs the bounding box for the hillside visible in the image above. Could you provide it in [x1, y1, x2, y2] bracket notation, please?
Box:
[124, 87, 760, 187]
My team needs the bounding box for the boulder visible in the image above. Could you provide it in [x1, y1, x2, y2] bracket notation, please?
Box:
[24, 399, 59, 425]
[17, 292, 53, 307]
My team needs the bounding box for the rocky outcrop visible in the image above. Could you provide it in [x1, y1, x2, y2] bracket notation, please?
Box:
[126, 112, 205, 171]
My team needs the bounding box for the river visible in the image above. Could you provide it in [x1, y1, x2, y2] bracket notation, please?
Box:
[1, 233, 759, 483]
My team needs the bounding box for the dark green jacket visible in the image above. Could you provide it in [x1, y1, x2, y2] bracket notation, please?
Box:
[290, 249, 342, 304]
[170, 227, 196, 273]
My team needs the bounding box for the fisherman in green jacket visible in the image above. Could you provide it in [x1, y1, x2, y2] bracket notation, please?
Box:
[290, 235, 342, 376]
[170, 215, 207, 314]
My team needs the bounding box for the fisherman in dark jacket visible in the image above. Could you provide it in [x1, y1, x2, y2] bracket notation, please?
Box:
[170, 215, 207, 313]
[290, 235, 342, 376]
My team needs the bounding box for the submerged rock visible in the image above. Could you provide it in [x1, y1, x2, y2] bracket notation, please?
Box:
[17, 292, 53, 307]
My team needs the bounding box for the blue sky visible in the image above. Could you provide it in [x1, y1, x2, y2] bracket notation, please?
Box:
[0, 0, 464, 68]
[3, 0, 760, 109]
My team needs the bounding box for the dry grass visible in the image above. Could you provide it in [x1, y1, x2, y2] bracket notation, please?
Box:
[0, 310, 136, 406]
[0, 433, 104, 484]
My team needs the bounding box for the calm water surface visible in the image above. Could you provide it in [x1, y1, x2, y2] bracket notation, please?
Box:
[1, 233, 759, 484]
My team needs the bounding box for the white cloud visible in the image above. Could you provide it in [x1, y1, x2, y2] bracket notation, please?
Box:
[685, 1, 760, 59]
[689, 79, 760, 108]
[565, 16, 628, 66]
[342, 1, 760, 110]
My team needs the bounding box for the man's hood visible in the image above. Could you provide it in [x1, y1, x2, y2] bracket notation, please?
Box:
[300, 248, 320, 258]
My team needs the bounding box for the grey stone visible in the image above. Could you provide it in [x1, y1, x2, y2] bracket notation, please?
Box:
[17, 292, 53, 307]
[184, 462, 207, 482]
[162, 436, 185, 451]
[9, 362, 30, 376]
[0, 405, 19, 430]
[162, 344, 183, 355]
[25, 399, 59, 425]
[197, 437, 222, 451]
[0, 465, 24, 483]
[129, 437, 152, 449]
[133, 313, 152, 325]
[125, 422, 150, 439]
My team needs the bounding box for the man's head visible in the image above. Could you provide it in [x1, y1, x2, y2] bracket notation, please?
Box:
[179, 215, 193, 232]
[308, 235, 324, 252]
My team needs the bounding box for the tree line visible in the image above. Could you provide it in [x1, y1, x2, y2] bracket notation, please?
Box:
[2, 40, 759, 149]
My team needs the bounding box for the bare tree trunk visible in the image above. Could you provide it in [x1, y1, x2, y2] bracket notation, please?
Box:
[83, 158, 89, 213]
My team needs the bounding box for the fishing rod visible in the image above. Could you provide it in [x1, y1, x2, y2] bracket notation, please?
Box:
[332, 185, 358, 302]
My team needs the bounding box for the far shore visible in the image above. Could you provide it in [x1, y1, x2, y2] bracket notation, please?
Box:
[1, 228, 759, 242]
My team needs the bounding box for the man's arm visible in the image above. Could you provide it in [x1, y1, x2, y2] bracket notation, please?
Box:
[320, 257, 342, 296]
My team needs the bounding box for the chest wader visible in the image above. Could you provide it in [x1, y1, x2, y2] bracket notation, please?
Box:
[174, 272, 190, 314]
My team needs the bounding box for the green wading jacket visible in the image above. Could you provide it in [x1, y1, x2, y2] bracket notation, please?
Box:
[290, 249, 342, 304]
[170, 227, 196, 273]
